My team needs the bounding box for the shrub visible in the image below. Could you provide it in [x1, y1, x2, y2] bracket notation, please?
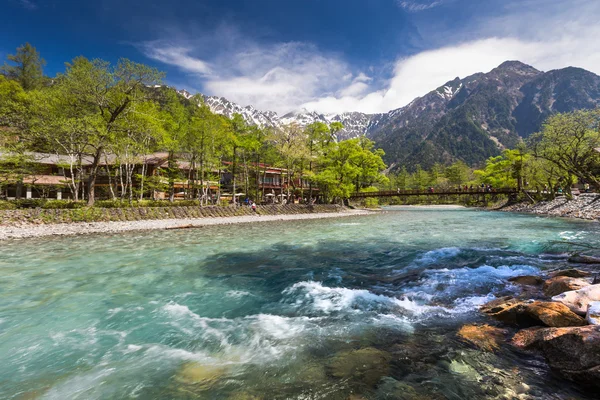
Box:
[0, 201, 17, 210]
[41, 200, 85, 209]
[94, 199, 201, 208]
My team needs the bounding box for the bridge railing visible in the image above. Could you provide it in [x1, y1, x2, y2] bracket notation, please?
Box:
[349, 188, 518, 198]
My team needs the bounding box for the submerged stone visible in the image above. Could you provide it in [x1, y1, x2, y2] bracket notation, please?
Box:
[568, 255, 600, 265]
[508, 275, 543, 286]
[174, 362, 228, 390]
[326, 347, 391, 387]
[457, 324, 507, 352]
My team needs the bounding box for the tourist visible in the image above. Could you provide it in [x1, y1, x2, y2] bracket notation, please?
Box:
[251, 202, 257, 212]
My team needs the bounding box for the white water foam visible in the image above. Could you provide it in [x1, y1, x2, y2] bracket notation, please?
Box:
[283, 281, 407, 314]
[160, 302, 328, 364]
[559, 231, 585, 240]
[416, 247, 461, 264]
[225, 290, 252, 298]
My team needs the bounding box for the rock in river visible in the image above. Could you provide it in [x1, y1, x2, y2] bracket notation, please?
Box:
[326, 347, 391, 388]
[543, 276, 590, 297]
[552, 284, 600, 315]
[568, 255, 600, 264]
[508, 275, 543, 286]
[587, 301, 600, 325]
[550, 269, 591, 279]
[457, 324, 507, 352]
[481, 297, 586, 328]
[174, 362, 228, 390]
[512, 326, 600, 388]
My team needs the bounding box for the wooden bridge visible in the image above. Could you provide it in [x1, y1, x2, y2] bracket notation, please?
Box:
[349, 188, 519, 198]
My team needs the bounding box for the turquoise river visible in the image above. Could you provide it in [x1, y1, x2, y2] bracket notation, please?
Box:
[1, 207, 600, 399]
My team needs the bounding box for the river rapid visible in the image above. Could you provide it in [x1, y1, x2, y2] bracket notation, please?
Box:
[1, 207, 599, 399]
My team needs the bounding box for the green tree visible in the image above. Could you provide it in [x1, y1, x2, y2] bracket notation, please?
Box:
[530, 110, 600, 190]
[474, 150, 527, 189]
[0, 75, 29, 129]
[445, 160, 470, 186]
[315, 137, 387, 203]
[27, 57, 163, 205]
[305, 121, 331, 201]
[1, 43, 46, 91]
[273, 123, 307, 201]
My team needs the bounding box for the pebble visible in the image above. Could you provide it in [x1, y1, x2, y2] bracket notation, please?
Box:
[501, 193, 600, 220]
[0, 209, 372, 241]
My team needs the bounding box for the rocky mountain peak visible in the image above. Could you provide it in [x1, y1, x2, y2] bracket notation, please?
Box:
[493, 61, 541, 76]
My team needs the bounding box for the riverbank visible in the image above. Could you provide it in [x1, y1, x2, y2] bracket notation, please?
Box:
[498, 193, 600, 221]
[0, 205, 372, 240]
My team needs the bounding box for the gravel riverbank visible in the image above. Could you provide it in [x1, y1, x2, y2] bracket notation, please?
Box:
[0, 208, 372, 240]
[499, 193, 600, 221]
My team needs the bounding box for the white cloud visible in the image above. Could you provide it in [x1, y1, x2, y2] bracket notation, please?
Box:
[301, 1, 600, 114]
[141, 43, 212, 76]
[141, 0, 600, 116]
[397, 1, 445, 12]
[15, 0, 37, 10]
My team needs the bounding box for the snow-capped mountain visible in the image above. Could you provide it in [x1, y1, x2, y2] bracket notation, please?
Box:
[188, 93, 382, 140]
[177, 60, 600, 170]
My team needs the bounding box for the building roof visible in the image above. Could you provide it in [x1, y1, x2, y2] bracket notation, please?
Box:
[22, 175, 69, 185]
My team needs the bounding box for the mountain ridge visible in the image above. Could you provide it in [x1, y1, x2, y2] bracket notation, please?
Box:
[179, 60, 600, 169]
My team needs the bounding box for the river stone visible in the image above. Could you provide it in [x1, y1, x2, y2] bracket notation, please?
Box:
[512, 326, 600, 388]
[552, 284, 600, 315]
[326, 347, 391, 387]
[551, 269, 592, 279]
[374, 377, 434, 400]
[525, 302, 586, 327]
[568, 255, 600, 264]
[508, 275, 543, 286]
[543, 276, 590, 297]
[587, 301, 600, 325]
[481, 297, 586, 327]
[457, 324, 507, 352]
[174, 362, 227, 390]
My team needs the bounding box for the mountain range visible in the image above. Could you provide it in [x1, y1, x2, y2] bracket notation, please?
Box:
[183, 61, 600, 170]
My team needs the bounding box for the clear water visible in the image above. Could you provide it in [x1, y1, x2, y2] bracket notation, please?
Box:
[1, 208, 599, 399]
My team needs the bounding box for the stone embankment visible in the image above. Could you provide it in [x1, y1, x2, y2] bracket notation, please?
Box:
[500, 193, 600, 220]
[460, 264, 600, 389]
[0, 204, 371, 240]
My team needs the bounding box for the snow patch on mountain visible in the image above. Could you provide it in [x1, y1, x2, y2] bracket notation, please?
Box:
[197, 94, 388, 140]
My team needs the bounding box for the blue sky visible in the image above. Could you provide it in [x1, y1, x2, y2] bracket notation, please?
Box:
[2, 0, 600, 114]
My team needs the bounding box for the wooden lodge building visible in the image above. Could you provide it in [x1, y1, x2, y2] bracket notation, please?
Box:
[0, 151, 311, 202]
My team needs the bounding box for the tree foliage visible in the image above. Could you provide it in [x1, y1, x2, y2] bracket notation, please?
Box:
[529, 110, 600, 190]
[0, 43, 390, 204]
[1, 43, 46, 91]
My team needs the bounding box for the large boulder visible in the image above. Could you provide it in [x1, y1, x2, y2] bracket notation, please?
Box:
[587, 301, 600, 325]
[553, 284, 600, 315]
[481, 297, 586, 327]
[550, 269, 592, 279]
[526, 302, 587, 327]
[543, 276, 590, 297]
[457, 324, 507, 352]
[512, 326, 600, 388]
